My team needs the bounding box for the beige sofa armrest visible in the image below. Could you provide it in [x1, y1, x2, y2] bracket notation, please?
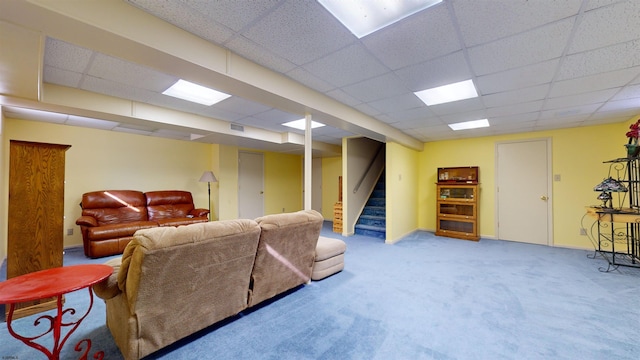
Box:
[92, 257, 123, 300]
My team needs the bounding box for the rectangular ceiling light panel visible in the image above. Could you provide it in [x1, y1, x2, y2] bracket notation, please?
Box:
[162, 79, 231, 106]
[319, 0, 442, 38]
[414, 79, 479, 106]
[448, 119, 490, 131]
[282, 119, 326, 130]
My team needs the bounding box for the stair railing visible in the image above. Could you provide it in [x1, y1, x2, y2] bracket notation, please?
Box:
[353, 144, 384, 194]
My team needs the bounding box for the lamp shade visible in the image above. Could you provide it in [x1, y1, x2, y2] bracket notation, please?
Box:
[199, 171, 218, 183]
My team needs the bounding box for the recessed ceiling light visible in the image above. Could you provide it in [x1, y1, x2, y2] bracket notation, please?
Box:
[162, 79, 231, 106]
[414, 79, 479, 106]
[448, 119, 490, 131]
[319, 0, 442, 38]
[282, 119, 326, 130]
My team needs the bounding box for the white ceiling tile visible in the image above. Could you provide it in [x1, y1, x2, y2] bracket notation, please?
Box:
[557, 39, 640, 80]
[534, 116, 584, 130]
[367, 93, 425, 115]
[439, 109, 488, 124]
[591, 108, 639, 121]
[392, 116, 442, 130]
[468, 19, 573, 76]
[181, 0, 280, 32]
[128, 0, 235, 43]
[543, 89, 618, 111]
[482, 84, 549, 108]
[569, 1, 640, 53]
[599, 98, 640, 112]
[341, 73, 410, 103]
[286, 67, 335, 93]
[81, 75, 156, 103]
[241, 0, 354, 66]
[386, 106, 437, 123]
[88, 54, 176, 92]
[362, 3, 460, 70]
[539, 103, 604, 120]
[487, 100, 544, 118]
[325, 88, 363, 107]
[489, 112, 539, 125]
[44, 38, 94, 73]
[214, 97, 271, 117]
[302, 44, 388, 87]
[43, 66, 83, 88]
[353, 102, 383, 117]
[476, 59, 559, 94]
[394, 51, 473, 91]
[226, 36, 297, 74]
[453, 0, 582, 47]
[549, 67, 640, 97]
[613, 83, 640, 100]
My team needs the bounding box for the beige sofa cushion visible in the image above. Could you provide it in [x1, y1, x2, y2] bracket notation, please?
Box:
[114, 219, 261, 359]
[249, 210, 323, 307]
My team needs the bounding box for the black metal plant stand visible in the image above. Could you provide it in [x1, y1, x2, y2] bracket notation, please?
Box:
[589, 156, 640, 272]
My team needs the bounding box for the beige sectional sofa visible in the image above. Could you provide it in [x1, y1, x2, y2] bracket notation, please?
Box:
[93, 210, 324, 360]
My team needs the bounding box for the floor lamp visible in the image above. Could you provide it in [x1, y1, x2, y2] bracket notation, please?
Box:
[199, 171, 218, 220]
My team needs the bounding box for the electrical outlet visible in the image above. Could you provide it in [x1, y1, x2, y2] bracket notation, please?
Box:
[67, 228, 74, 235]
[580, 228, 587, 236]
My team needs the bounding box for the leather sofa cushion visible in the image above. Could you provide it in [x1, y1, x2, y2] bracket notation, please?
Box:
[146, 190, 196, 221]
[81, 190, 148, 225]
[87, 221, 157, 241]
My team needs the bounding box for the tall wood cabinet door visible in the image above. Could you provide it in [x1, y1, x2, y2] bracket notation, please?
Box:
[7, 140, 71, 319]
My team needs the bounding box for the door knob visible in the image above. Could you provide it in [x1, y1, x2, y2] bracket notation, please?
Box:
[540, 195, 548, 201]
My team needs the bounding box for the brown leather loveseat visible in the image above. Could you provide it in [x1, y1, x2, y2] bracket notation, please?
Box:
[76, 190, 209, 258]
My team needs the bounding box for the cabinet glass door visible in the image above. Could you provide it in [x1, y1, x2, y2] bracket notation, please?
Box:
[439, 187, 475, 200]
[438, 203, 474, 217]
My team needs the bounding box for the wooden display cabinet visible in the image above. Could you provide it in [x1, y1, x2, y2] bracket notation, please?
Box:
[435, 167, 479, 241]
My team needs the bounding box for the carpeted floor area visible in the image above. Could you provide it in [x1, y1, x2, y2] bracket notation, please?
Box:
[1, 222, 640, 359]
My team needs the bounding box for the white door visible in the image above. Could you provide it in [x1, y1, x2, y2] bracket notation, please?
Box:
[238, 151, 264, 219]
[496, 139, 552, 245]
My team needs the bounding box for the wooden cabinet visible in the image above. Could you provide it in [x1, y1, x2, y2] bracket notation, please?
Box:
[435, 167, 479, 241]
[7, 141, 71, 319]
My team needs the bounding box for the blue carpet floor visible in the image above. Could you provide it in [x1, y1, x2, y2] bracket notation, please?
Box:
[1, 222, 640, 359]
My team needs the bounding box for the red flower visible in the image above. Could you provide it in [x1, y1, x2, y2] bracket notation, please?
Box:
[627, 119, 640, 144]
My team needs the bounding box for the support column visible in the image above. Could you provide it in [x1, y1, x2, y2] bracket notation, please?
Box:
[304, 113, 312, 210]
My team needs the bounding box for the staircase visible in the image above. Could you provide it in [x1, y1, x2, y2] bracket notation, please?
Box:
[355, 172, 386, 239]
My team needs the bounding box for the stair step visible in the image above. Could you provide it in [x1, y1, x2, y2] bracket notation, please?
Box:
[362, 206, 385, 216]
[355, 224, 386, 239]
[366, 198, 385, 207]
[358, 215, 385, 226]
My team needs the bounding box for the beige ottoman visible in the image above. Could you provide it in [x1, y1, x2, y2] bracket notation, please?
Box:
[312, 236, 347, 280]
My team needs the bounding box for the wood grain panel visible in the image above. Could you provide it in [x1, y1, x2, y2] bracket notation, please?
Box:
[7, 140, 70, 318]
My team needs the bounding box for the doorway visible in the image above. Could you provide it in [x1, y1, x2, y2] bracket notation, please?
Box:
[238, 151, 264, 219]
[496, 139, 552, 245]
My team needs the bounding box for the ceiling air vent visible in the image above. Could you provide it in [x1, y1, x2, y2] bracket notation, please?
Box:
[230, 124, 244, 132]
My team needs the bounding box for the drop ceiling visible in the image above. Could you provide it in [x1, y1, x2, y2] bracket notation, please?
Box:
[1, 0, 640, 155]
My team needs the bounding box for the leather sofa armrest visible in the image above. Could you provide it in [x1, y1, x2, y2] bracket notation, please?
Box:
[92, 257, 123, 300]
[76, 216, 98, 227]
[190, 208, 210, 218]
